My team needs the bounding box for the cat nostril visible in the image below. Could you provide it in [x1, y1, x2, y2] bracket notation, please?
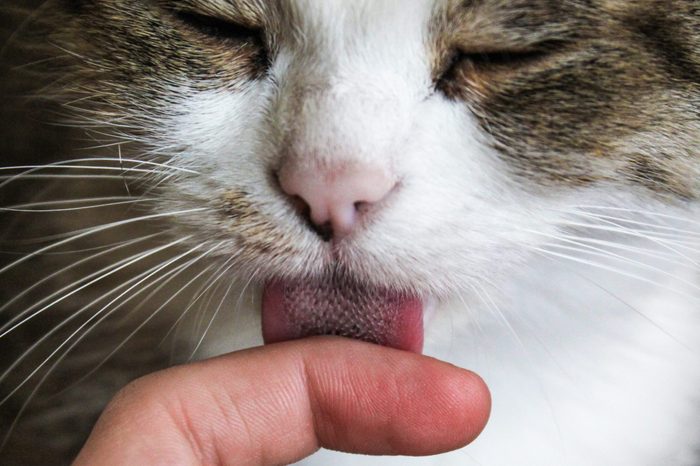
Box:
[277, 162, 396, 240]
[286, 193, 333, 241]
[314, 221, 334, 242]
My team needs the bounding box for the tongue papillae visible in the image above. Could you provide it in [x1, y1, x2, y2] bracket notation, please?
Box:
[262, 277, 424, 353]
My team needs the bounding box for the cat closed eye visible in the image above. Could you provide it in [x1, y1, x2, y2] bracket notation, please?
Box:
[173, 9, 264, 45]
[436, 45, 554, 97]
[457, 48, 549, 68]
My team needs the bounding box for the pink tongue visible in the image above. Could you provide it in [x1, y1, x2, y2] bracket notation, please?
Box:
[262, 277, 424, 353]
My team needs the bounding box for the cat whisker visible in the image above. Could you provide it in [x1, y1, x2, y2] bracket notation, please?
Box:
[188, 269, 240, 361]
[470, 279, 567, 452]
[570, 205, 700, 227]
[560, 234, 694, 265]
[0, 238, 161, 256]
[470, 280, 525, 352]
[51, 243, 222, 397]
[117, 143, 132, 196]
[10, 54, 72, 71]
[0, 173, 153, 183]
[553, 220, 700, 261]
[0, 0, 53, 59]
[0, 243, 207, 452]
[0, 236, 192, 338]
[0, 207, 208, 276]
[189, 259, 239, 346]
[0, 222, 159, 246]
[455, 292, 481, 336]
[527, 229, 699, 269]
[0, 165, 168, 175]
[0, 198, 155, 213]
[0, 241, 203, 405]
[0, 156, 200, 175]
[539, 241, 700, 293]
[0, 232, 163, 315]
[560, 212, 700, 266]
[558, 209, 700, 241]
[2, 196, 142, 209]
[158, 263, 224, 353]
[533, 247, 700, 301]
[189, 267, 260, 361]
[571, 269, 691, 350]
[112, 243, 225, 328]
[575, 212, 700, 238]
[555, 219, 699, 245]
[158, 256, 239, 350]
[62, 91, 112, 108]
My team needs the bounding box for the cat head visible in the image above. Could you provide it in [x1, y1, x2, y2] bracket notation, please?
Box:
[19, 0, 700, 302]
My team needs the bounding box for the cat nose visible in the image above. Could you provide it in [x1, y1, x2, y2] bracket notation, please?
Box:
[278, 162, 396, 240]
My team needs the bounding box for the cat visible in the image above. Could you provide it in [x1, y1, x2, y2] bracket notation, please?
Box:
[1, 0, 699, 465]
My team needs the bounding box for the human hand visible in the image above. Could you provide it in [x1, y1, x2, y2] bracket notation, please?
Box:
[73, 337, 491, 465]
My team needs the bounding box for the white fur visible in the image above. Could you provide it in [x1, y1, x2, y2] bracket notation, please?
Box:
[301, 241, 700, 465]
[146, 1, 700, 464]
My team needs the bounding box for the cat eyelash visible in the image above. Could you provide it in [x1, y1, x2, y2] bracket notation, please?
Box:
[448, 36, 567, 72]
[435, 43, 558, 95]
[455, 47, 550, 68]
[173, 9, 264, 46]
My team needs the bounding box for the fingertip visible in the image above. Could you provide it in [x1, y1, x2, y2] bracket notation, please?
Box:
[443, 368, 492, 447]
[388, 357, 492, 455]
[302, 339, 491, 457]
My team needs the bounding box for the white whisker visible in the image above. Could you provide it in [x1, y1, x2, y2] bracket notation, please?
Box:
[2, 196, 140, 209]
[0, 244, 203, 451]
[527, 229, 698, 268]
[190, 260, 239, 345]
[573, 271, 691, 349]
[53, 243, 222, 395]
[534, 248, 700, 301]
[571, 205, 700, 227]
[578, 212, 700, 238]
[0, 208, 207, 276]
[0, 236, 191, 338]
[0, 0, 54, 59]
[188, 268, 240, 361]
[0, 241, 203, 404]
[0, 232, 163, 315]
[158, 256, 238, 349]
[542, 241, 700, 293]
[0, 156, 199, 175]
[1, 198, 155, 213]
[0, 174, 151, 182]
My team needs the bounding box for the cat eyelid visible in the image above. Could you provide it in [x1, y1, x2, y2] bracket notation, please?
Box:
[434, 41, 562, 97]
[167, 0, 265, 27]
[454, 47, 549, 68]
[169, 7, 265, 45]
[163, 0, 266, 38]
[448, 39, 565, 70]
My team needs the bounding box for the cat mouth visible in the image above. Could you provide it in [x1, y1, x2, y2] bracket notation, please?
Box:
[261, 274, 425, 353]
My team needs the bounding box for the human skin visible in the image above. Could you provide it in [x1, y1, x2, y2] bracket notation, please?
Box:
[73, 337, 491, 466]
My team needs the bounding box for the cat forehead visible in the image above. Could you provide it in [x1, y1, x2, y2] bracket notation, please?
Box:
[264, 0, 436, 44]
[191, 0, 593, 34]
[184, 0, 635, 62]
[207, 0, 579, 66]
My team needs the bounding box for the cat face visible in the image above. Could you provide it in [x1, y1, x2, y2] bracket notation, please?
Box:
[3, 2, 700, 462]
[42, 0, 700, 302]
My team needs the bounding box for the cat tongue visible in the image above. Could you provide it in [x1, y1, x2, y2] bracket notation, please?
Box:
[262, 277, 424, 353]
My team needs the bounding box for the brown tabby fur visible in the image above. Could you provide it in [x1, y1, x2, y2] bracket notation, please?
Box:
[1, 1, 699, 464]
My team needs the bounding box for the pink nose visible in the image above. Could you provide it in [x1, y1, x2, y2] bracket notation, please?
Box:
[278, 162, 396, 239]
